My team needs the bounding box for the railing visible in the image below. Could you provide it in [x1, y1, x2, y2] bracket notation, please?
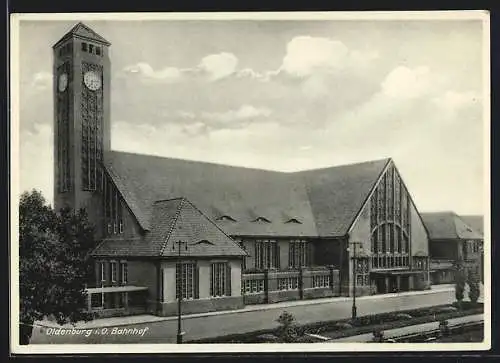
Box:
[430, 259, 455, 270]
[241, 266, 340, 304]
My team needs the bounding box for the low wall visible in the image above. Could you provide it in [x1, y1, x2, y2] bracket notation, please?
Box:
[242, 267, 341, 305]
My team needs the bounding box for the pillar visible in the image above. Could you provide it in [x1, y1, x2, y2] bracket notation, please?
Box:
[397, 276, 401, 292]
[87, 292, 92, 312]
[385, 276, 389, 293]
[264, 269, 269, 303]
[124, 292, 129, 310]
[299, 267, 304, 300]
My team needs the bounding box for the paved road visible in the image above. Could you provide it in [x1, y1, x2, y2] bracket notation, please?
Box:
[332, 314, 484, 342]
[30, 288, 459, 344]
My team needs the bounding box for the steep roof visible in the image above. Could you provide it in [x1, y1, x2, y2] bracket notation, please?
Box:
[53, 22, 111, 48]
[92, 198, 246, 258]
[421, 212, 483, 240]
[299, 158, 389, 236]
[460, 215, 484, 236]
[103, 151, 389, 238]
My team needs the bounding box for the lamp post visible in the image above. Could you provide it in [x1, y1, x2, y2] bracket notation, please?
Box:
[173, 240, 188, 344]
[347, 241, 363, 320]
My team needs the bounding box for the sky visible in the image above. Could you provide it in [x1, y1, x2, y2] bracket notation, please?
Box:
[15, 14, 487, 215]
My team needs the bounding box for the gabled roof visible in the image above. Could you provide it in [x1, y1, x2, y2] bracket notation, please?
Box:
[103, 151, 390, 238]
[460, 215, 484, 236]
[299, 158, 389, 237]
[421, 211, 483, 240]
[92, 198, 246, 258]
[53, 22, 111, 48]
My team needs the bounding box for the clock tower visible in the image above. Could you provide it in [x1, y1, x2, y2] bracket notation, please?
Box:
[53, 22, 111, 232]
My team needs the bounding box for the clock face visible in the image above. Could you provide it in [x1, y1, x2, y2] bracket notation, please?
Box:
[83, 71, 102, 91]
[58, 73, 68, 92]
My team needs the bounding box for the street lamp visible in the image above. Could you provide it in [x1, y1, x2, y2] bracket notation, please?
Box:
[172, 240, 188, 344]
[347, 241, 363, 320]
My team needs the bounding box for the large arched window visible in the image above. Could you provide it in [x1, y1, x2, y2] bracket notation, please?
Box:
[370, 165, 411, 269]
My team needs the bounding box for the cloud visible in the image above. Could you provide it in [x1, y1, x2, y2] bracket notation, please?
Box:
[201, 105, 272, 123]
[123, 52, 239, 83]
[198, 52, 238, 81]
[281, 36, 350, 77]
[381, 66, 433, 99]
[123, 62, 184, 82]
[30, 72, 52, 90]
[173, 105, 273, 133]
[433, 90, 481, 113]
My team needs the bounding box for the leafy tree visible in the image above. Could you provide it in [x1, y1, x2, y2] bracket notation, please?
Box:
[19, 190, 96, 345]
[454, 262, 466, 308]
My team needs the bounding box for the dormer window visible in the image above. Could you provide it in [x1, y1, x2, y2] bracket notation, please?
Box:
[195, 239, 214, 245]
[253, 217, 271, 223]
[286, 218, 302, 224]
[217, 215, 236, 222]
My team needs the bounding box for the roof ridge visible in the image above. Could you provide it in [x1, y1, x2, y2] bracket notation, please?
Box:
[107, 150, 392, 174]
[158, 198, 185, 256]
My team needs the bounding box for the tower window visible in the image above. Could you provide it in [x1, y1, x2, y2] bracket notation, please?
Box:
[81, 42, 87, 52]
[96, 47, 101, 56]
[89, 44, 94, 53]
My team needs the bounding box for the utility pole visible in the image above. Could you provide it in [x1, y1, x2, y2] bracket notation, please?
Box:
[173, 240, 188, 344]
[347, 241, 363, 320]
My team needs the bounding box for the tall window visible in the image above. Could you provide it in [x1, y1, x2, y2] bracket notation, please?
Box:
[102, 172, 124, 235]
[289, 240, 310, 269]
[98, 261, 106, 284]
[176, 262, 197, 300]
[81, 62, 104, 191]
[56, 62, 71, 193]
[110, 261, 117, 282]
[370, 165, 411, 269]
[210, 262, 231, 297]
[120, 261, 127, 284]
[255, 239, 279, 270]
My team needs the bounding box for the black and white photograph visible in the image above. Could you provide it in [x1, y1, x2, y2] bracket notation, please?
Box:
[10, 11, 490, 353]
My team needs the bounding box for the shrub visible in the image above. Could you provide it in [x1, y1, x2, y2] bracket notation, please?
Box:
[468, 281, 480, 303]
[275, 311, 298, 343]
[372, 329, 385, 342]
[395, 313, 413, 320]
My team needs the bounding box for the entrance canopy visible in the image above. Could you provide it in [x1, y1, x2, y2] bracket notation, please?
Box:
[371, 270, 425, 276]
[86, 285, 148, 294]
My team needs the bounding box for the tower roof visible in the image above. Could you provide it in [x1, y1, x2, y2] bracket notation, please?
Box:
[53, 22, 111, 48]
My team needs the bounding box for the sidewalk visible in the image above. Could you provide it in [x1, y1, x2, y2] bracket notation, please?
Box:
[37, 286, 455, 330]
[30, 286, 460, 344]
[332, 314, 483, 342]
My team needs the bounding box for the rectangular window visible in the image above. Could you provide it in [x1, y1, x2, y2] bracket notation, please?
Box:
[242, 279, 265, 294]
[120, 261, 127, 284]
[312, 275, 330, 288]
[100, 261, 106, 283]
[110, 261, 117, 282]
[289, 240, 309, 269]
[96, 46, 101, 56]
[278, 277, 299, 291]
[210, 262, 231, 297]
[81, 42, 87, 51]
[255, 240, 278, 270]
[89, 44, 94, 53]
[176, 262, 197, 300]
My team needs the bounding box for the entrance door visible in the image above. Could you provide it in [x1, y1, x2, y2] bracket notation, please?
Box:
[400, 276, 410, 292]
